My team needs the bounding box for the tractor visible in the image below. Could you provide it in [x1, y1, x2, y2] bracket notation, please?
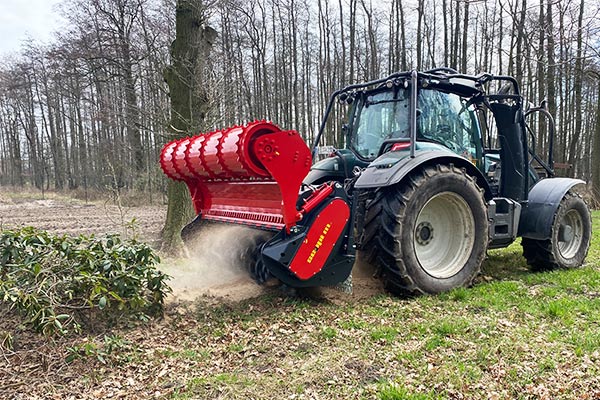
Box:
[160, 68, 592, 295]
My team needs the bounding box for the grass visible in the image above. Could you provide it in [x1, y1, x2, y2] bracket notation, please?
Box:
[4, 210, 600, 399]
[167, 210, 600, 399]
[378, 382, 443, 400]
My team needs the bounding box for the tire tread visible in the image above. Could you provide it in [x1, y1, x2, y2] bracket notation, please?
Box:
[363, 164, 487, 296]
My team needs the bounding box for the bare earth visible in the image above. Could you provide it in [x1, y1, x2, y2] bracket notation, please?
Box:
[0, 195, 164, 243]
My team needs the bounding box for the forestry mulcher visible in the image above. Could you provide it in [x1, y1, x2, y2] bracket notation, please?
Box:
[160, 68, 592, 295]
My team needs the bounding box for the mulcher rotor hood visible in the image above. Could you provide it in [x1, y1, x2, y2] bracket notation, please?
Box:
[160, 121, 312, 233]
[159, 121, 355, 287]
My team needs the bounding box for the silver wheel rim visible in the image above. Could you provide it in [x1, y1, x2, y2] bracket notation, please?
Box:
[557, 209, 584, 260]
[414, 192, 475, 279]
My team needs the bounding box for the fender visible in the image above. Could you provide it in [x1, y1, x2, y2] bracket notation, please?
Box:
[304, 149, 368, 185]
[304, 157, 347, 185]
[354, 149, 492, 200]
[518, 178, 585, 240]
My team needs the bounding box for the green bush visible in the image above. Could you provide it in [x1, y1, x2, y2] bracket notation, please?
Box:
[0, 227, 170, 335]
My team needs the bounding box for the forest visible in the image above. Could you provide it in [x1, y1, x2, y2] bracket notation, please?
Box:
[3, 1, 600, 397]
[0, 0, 599, 200]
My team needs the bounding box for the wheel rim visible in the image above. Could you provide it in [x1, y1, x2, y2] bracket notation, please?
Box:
[557, 209, 584, 260]
[414, 192, 475, 279]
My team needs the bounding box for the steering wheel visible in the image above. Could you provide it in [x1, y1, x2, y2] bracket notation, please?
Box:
[361, 131, 380, 142]
[436, 125, 465, 152]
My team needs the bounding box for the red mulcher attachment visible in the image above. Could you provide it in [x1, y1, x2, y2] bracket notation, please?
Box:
[160, 121, 311, 233]
[160, 121, 356, 287]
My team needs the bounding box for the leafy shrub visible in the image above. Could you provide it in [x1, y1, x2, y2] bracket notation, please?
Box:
[0, 227, 171, 335]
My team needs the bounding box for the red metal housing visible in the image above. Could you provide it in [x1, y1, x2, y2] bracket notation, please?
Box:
[289, 198, 350, 280]
[159, 121, 312, 232]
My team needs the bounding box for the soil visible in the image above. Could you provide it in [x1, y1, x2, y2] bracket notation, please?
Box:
[0, 192, 385, 304]
[0, 195, 165, 245]
[5, 191, 596, 399]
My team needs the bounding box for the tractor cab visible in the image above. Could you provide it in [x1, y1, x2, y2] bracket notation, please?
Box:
[347, 84, 483, 165]
[308, 69, 552, 202]
[307, 70, 489, 186]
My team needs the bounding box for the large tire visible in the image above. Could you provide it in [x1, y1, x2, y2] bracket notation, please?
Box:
[522, 192, 591, 271]
[364, 164, 488, 295]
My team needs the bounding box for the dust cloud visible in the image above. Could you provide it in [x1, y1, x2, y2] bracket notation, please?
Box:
[161, 224, 271, 302]
[160, 224, 385, 304]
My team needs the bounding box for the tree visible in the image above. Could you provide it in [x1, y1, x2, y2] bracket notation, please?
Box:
[161, 0, 216, 254]
[591, 70, 600, 205]
[567, 0, 586, 177]
[1, 0, 599, 209]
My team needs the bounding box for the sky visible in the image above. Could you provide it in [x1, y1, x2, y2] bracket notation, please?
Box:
[0, 0, 64, 56]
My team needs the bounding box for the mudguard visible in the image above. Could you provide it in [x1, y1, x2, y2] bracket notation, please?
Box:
[518, 178, 585, 240]
[354, 149, 492, 200]
[304, 149, 368, 185]
[303, 157, 347, 185]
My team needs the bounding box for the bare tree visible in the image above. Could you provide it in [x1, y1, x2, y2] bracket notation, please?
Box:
[161, 0, 216, 254]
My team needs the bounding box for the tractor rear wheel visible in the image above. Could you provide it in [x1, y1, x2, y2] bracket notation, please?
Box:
[522, 192, 591, 271]
[365, 164, 488, 295]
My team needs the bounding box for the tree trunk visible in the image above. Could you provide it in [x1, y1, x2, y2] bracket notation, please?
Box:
[592, 76, 600, 204]
[461, 1, 469, 72]
[416, 0, 424, 70]
[122, 44, 144, 174]
[443, 0, 449, 67]
[567, 0, 585, 177]
[515, 0, 527, 84]
[161, 0, 216, 255]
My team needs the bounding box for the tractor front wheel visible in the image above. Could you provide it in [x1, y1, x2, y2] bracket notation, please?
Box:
[366, 165, 488, 295]
[522, 192, 591, 271]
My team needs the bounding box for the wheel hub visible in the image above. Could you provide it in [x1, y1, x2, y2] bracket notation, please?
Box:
[416, 222, 434, 245]
[559, 224, 574, 243]
[414, 191, 476, 279]
[557, 209, 584, 259]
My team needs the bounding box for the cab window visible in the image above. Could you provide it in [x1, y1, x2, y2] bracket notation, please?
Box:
[349, 89, 409, 159]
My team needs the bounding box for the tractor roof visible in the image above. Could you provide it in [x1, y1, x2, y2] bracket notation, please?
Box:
[337, 68, 514, 100]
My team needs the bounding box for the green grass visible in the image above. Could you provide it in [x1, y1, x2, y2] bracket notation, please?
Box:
[321, 326, 338, 339]
[378, 382, 443, 400]
[371, 326, 398, 342]
[157, 348, 210, 361]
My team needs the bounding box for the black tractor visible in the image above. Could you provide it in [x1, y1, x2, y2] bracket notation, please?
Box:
[161, 68, 592, 295]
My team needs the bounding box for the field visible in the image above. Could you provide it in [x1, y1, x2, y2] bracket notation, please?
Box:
[1, 190, 599, 399]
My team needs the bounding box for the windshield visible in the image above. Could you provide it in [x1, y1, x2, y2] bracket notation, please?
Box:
[348, 87, 481, 161]
[349, 89, 410, 158]
[418, 89, 481, 160]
